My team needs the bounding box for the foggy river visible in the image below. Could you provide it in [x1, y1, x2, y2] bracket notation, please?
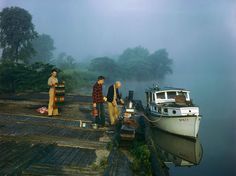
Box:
[1, 0, 235, 175]
[121, 71, 235, 176]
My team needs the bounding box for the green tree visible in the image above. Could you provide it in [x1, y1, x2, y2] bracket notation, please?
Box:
[65, 55, 76, 68]
[117, 46, 173, 81]
[118, 46, 150, 80]
[118, 46, 149, 66]
[89, 57, 120, 81]
[52, 52, 77, 69]
[31, 34, 55, 63]
[123, 60, 152, 81]
[147, 49, 173, 79]
[0, 7, 37, 63]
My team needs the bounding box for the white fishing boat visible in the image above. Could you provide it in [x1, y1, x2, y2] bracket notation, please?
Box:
[145, 86, 201, 138]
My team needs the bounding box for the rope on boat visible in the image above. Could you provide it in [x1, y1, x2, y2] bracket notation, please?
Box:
[137, 112, 162, 123]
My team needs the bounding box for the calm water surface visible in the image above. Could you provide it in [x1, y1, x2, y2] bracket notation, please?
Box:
[122, 72, 236, 176]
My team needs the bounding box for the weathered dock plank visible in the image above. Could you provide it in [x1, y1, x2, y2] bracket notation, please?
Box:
[104, 149, 134, 176]
[0, 141, 55, 175]
[0, 93, 114, 175]
[0, 141, 104, 175]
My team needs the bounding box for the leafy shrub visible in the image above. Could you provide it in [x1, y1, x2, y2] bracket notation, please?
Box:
[0, 62, 54, 93]
[131, 142, 152, 176]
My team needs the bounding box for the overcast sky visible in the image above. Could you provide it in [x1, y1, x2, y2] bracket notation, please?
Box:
[1, 0, 236, 76]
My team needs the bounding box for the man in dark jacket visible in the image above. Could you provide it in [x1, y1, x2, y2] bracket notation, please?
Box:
[92, 76, 106, 126]
[107, 81, 124, 125]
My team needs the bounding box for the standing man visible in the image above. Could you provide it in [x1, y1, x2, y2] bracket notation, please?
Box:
[107, 81, 124, 125]
[92, 76, 106, 126]
[48, 69, 59, 117]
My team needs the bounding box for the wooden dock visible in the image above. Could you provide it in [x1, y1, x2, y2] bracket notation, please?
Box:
[0, 93, 143, 175]
[0, 93, 111, 175]
[0, 112, 110, 175]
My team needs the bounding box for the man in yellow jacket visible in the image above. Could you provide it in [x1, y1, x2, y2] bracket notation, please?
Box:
[48, 69, 59, 117]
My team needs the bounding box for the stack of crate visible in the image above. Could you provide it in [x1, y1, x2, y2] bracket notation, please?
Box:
[54, 83, 65, 107]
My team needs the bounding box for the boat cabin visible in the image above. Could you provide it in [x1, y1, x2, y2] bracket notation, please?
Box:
[146, 87, 191, 105]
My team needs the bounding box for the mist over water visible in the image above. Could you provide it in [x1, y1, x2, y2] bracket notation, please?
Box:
[120, 73, 235, 175]
[119, 62, 236, 175]
[168, 74, 236, 176]
[1, 0, 236, 175]
[1, 0, 236, 62]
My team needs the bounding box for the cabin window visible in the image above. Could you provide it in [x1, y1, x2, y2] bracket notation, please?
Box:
[167, 92, 176, 99]
[177, 91, 187, 98]
[152, 93, 155, 101]
[164, 108, 168, 113]
[146, 92, 149, 103]
[156, 92, 165, 99]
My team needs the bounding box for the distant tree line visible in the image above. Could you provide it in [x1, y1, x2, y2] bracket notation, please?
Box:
[0, 6, 173, 93]
[89, 46, 173, 82]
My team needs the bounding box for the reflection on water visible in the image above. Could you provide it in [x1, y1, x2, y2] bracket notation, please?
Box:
[151, 128, 203, 173]
[122, 74, 235, 175]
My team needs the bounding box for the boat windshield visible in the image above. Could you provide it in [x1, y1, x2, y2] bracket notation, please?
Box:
[167, 91, 177, 99]
[156, 92, 165, 99]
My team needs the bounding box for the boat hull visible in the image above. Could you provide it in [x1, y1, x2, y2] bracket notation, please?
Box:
[148, 114, 201, 138]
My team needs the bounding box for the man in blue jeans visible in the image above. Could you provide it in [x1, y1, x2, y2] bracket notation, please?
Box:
[92, 76, 107, 126]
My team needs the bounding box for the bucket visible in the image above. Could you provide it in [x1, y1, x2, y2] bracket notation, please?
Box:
[82, 122, 86, 128]
[92, 123, 98, 129]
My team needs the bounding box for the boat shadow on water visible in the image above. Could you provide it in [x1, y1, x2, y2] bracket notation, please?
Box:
[150, 128, 203, 175]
